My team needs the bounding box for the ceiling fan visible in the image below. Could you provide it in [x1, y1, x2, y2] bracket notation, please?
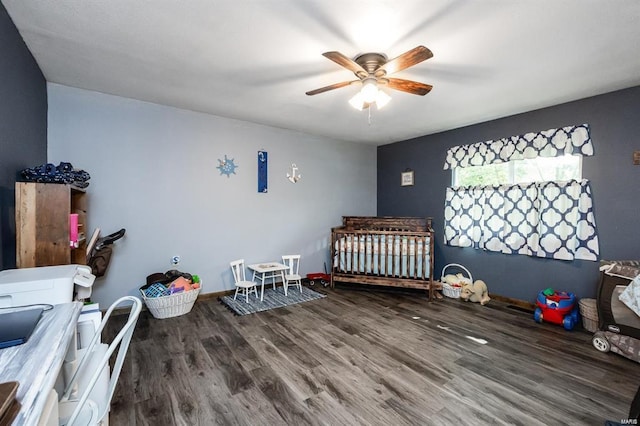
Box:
[306, 45, 433, 110]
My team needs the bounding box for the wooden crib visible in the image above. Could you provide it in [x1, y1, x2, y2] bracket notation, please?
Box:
[331, 216, 439, 301]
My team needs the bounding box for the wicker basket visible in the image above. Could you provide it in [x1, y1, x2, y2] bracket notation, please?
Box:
[442, 283, 462, 298]
[140, 286, 201, 319]
[440, 263, 473, 299]
[578, 298, 598, 333]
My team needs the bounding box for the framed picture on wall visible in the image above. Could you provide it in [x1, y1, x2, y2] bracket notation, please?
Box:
[401, 170, 414, 186]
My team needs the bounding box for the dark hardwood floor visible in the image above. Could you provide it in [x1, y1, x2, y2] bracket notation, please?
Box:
[105, 286, 640, 425]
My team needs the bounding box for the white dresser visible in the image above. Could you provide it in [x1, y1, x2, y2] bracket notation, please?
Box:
[0, 302, 83, 425]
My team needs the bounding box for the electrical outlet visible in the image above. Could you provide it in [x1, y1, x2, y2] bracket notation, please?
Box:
[171, 255, 180, 265]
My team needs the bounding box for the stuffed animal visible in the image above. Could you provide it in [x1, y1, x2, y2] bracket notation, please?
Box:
[460, 280, 491, 305]
[442, 274, 459, 285]
[455, 273, 472, 286]
[442, 273, 472, 286]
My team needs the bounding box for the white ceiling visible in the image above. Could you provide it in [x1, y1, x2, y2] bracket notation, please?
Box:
[3, 0, 640, 145]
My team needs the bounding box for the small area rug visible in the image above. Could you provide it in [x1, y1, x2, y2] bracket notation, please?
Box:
[220, 286, 326, 316]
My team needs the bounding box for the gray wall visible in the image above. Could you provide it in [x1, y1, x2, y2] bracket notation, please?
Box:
[48, 84, 377, 307]
[378, 86, 640, 302]
[0, 3, 47, 270]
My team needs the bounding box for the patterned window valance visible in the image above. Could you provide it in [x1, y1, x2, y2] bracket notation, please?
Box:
[443, 124, 593, 170]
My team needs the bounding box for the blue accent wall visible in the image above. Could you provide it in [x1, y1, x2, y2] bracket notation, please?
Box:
[378, 86, 640, 302]
[0, 3, 47, 270]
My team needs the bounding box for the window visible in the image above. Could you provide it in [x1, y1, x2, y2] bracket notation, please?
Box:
[442, 124, 599, 262]
[453, 154, 582, 187]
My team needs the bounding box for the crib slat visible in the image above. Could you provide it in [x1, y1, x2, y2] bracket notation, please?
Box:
[334, 231, 433, 280]
[331, 217, 436, 301]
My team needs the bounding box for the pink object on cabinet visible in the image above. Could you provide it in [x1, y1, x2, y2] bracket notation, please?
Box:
[69, 213, 79, 247]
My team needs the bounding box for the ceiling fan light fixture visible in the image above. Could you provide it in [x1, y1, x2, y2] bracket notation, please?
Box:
[307, 46, 433, 110]
[348, 92, 366, 110]
[349, 88, 392, 110]
[375, 90, 391, 109]
[360, 77, 378, 103]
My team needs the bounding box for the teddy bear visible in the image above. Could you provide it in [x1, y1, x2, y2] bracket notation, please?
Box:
[459, 279, 491, 305]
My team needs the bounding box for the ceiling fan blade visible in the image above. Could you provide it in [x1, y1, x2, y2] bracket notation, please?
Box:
[375, 45, 433, 77]
[322, 51, 368, 78]
[384, 78, 433, 96]
[305, 80, 357, 96]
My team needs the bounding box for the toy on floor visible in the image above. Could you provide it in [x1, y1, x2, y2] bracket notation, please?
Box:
[440, 263, 474, 299]
[443, 273, 472, 287]
[460, 280, 491, 305]
[307, 263, 331, 287]
[307, 272, 331, 287]
[534, 288, 580, 330]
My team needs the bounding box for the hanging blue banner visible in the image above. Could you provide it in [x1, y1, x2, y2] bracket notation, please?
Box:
[258, 150, 268, 193]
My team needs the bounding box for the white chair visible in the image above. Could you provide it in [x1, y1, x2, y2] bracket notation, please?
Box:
[58, 296, 142, 426]
[282, 255, 303, 294]
[230, 259, 259, 302]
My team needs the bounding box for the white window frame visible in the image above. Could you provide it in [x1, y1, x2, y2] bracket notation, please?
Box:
[452, 154, 583, 187]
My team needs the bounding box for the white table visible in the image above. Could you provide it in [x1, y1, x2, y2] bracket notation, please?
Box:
[247, 263, 288, 301]
[0, 302, 82, 425]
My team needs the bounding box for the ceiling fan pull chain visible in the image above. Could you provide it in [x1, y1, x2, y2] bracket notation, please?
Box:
[368, 106, 372, 126]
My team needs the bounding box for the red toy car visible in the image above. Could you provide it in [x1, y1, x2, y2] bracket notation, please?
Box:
[534, 289, 580, 330]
